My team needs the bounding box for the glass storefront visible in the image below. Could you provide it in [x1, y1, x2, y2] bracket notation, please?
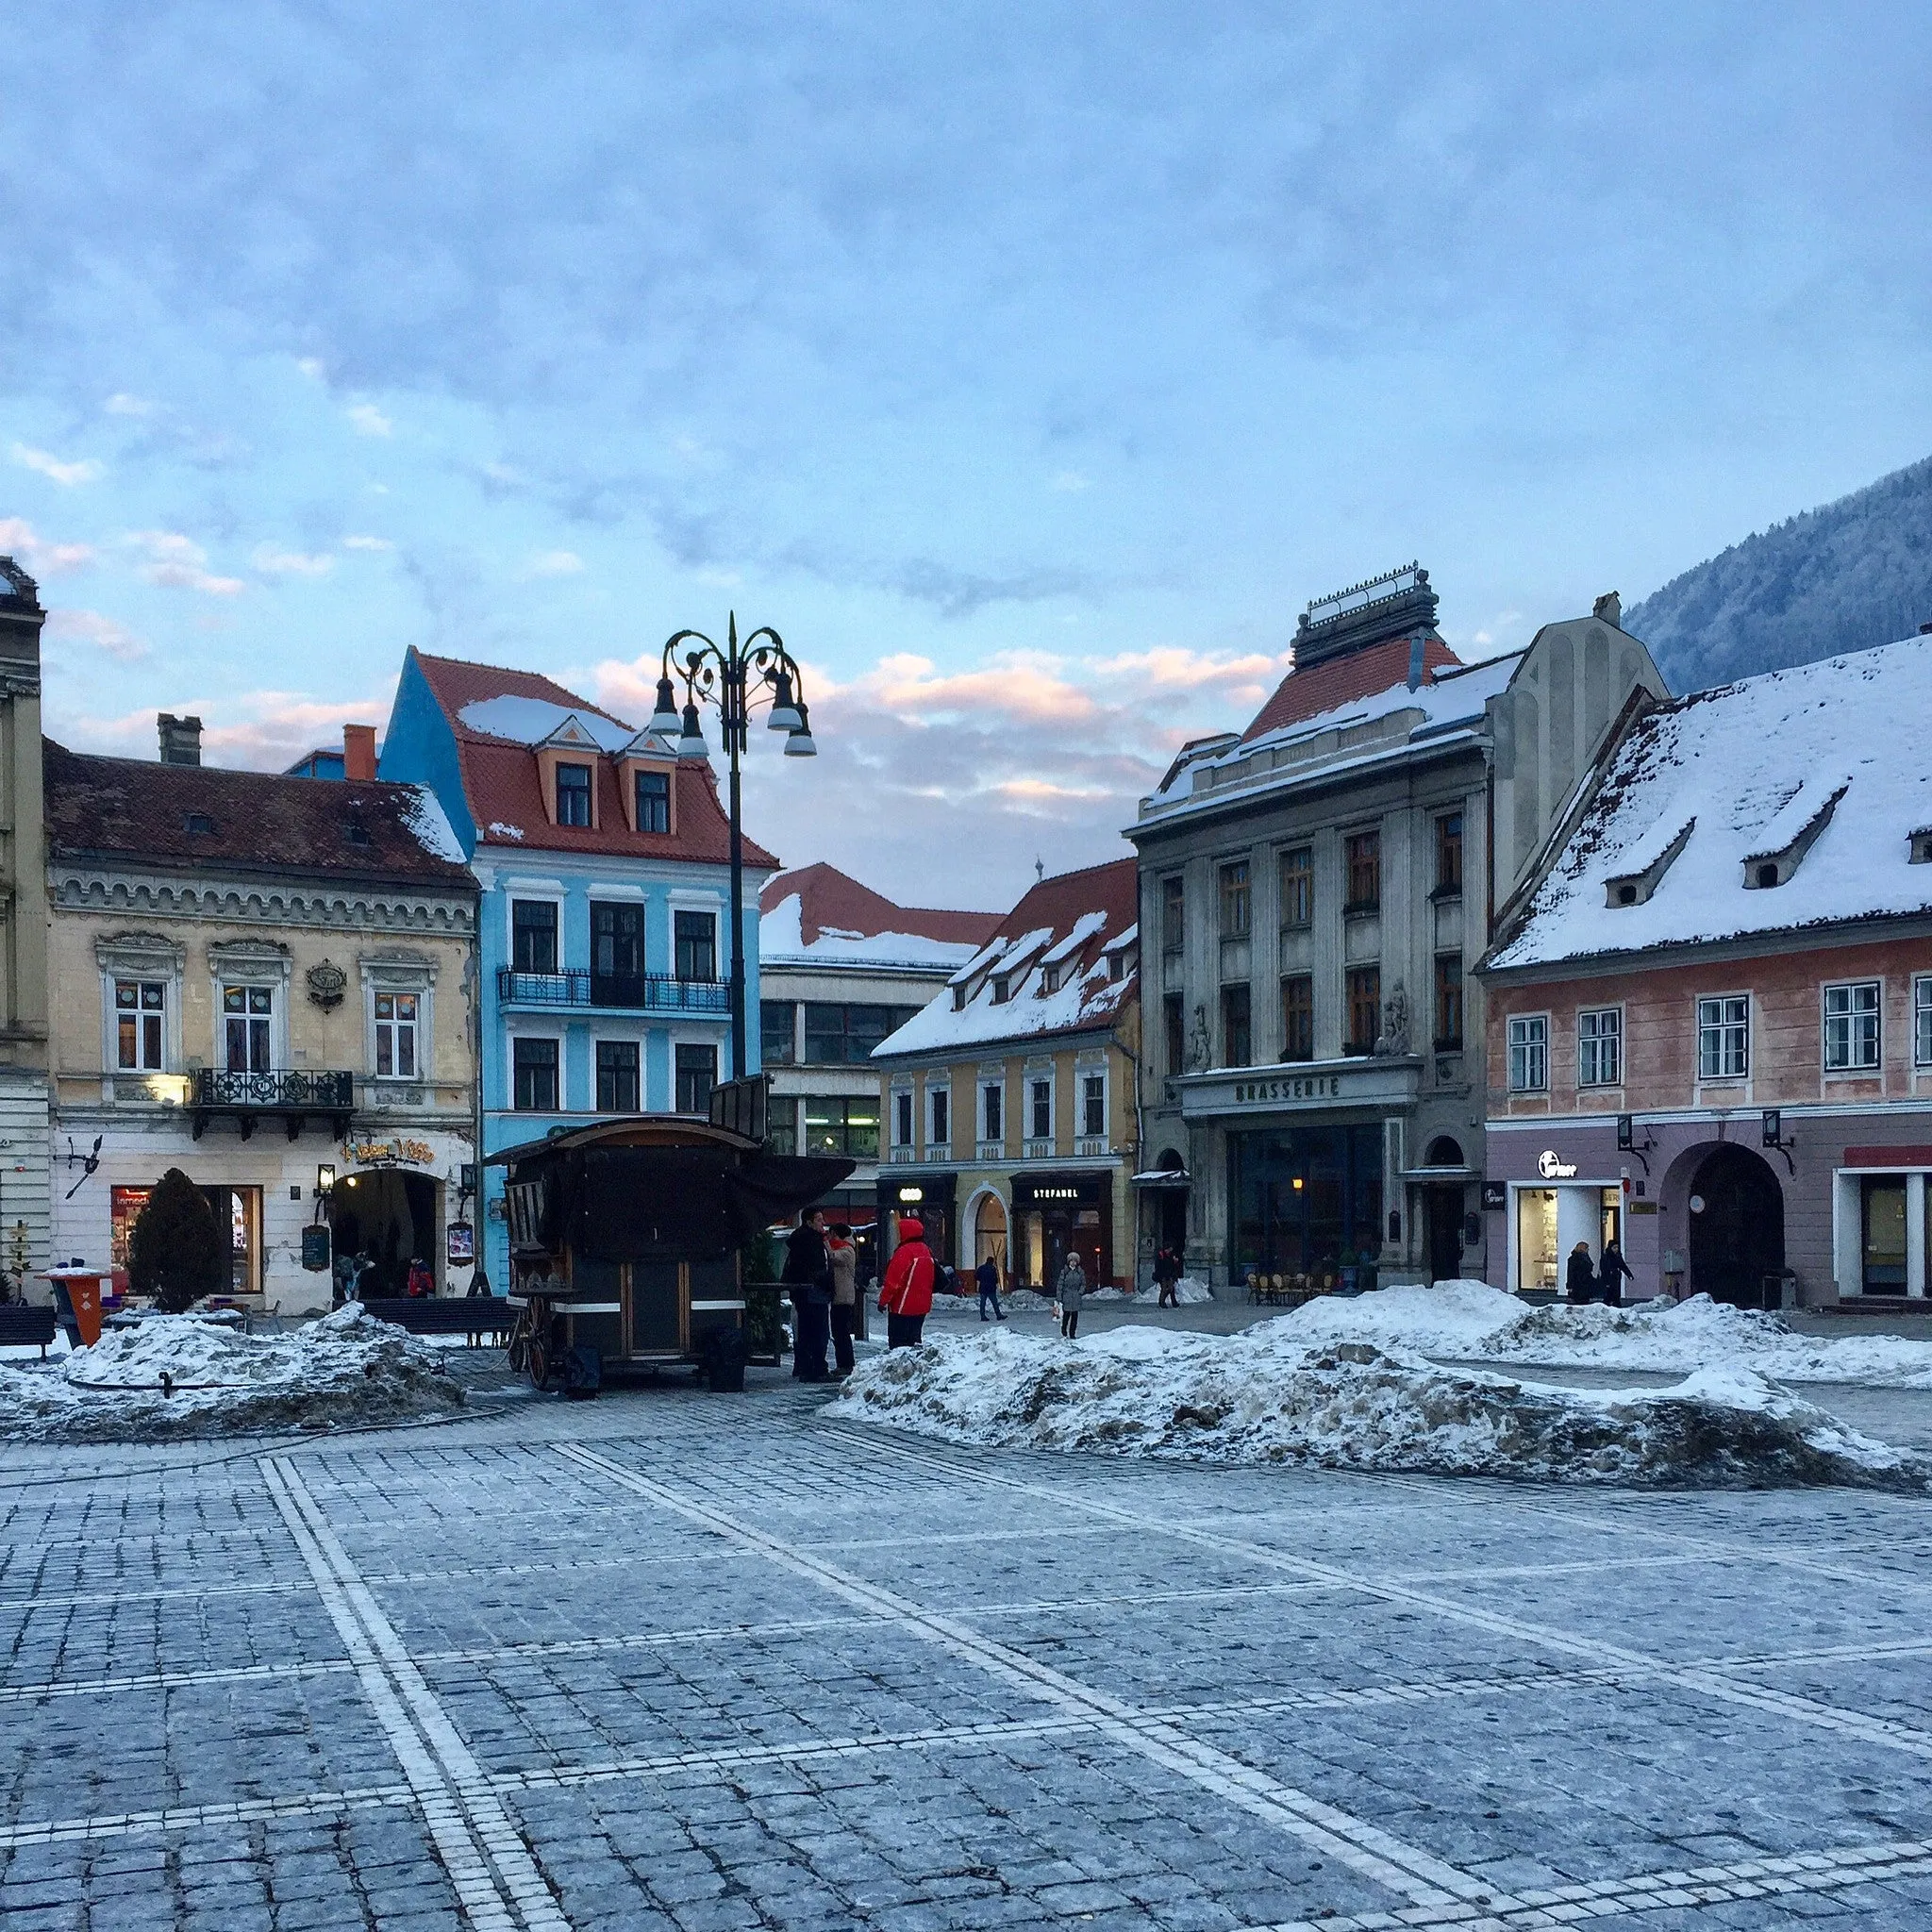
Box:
[1227, 1124, 1381, 1278]
[1861, 1178, 1908, 1293]
[1515, 1184, 1624, 1291]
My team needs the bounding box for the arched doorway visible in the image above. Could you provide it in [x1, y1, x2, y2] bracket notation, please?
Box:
[974, 1192, 1008, 1284]
[1422, 1137, 1467, 1285]
[1689, 1144, 1784, 1307]
[1150, 1146, 1189, 1257]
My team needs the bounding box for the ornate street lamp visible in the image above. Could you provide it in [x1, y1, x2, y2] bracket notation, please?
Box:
[650, 612, 817, 1079]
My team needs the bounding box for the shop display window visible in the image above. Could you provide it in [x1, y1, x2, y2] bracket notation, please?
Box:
[110, 1186, 152, 1272]
[1517, 1189, 1558, 1291]
[1861, 1178, 1908, 1293]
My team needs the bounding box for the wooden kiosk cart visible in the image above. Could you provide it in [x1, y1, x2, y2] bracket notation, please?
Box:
[492, 1116, 853, 1389]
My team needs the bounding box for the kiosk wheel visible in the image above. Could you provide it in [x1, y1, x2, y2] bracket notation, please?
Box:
[527, 1330, 551, 1391]
[505, 1308, 532, 1376]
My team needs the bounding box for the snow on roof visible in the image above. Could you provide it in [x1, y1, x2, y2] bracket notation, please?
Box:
[1491, 636, 1932, 970]
[1041, 909, 1108, 967]
[1238, 650, 1522, 759]
[756, 863, 999, 967]
[758, 891, 985, 970]
[398, 786, 466, 863]
[457, 694, 635, 751]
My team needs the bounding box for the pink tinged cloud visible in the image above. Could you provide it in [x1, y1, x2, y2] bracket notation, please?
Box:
[44, 608, 147, 663]
[58, 686, 400, 772]
[0, 517, 93, 576]
[10, 442, 104, 487]
[125, 530, 245, 596]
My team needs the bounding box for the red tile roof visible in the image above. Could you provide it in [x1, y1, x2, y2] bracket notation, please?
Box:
[43, 741, 475, 890]
[991, 855, 1139, 958]
[408, 649, 778, 868]
[757, 863, 1001, 947]
[1241, 635, 1461, 742]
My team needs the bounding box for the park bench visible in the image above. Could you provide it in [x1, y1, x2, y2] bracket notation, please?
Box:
[356, 1297, 517, 1344]
[0, 1304, 59, 1357]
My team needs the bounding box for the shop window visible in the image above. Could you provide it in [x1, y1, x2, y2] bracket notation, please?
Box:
[1824, 980, 1880, 1071]
[634, 768, 671, 834]
[675, 910, 718, 983]
[893, 1090, 914, 1148]
[1918, 976, 1932, 1068]
[1433, 954, 1463, 1051]
[1696, 994, 1749, 1079]
[1861, 1178, 1908, 1292]
[1280, 974, 1314, 1063]
[765, 1097, 799, 1157]
[512, 1037, 559, 1111]
[595, 1040, 641, 1113]
[1081, 1074, 1107, 1139]
[511, 900, 558, 974]
[1163, 992, 1185, 1078]
[110, 1185, 152, 1269]
[805, 1096, 879, 1159]
[1436, 811, 1464, 893]
[201, 1185, 262, 1296]
[1576, 1007, 1622, 1087]
[1221, 983, 1252, 1067]
[1029, 1077, 1052, 1141]
[1344, 830, 1380, 913]
[675, 1042, 717, 1115]
[374, 991, 419, 1079]
[1507, 1013, 1548, 1091]
[1279, 846, 1312, 929]
[981, 1081, 1003, 1142]
[555, 761, 592, 826]
[1516, 1188, 1558, 1291]
[222, 985, 274, 1073]
[115, 980, 166, 1071]
[1345, 966, 1380, 1057]
[927, 1087, 950, 1147]
[803, 1002, 918, 1063]
[1219, 860, 1251, 938]
[760, 1000, 796, 1065]
[1161, 874, 1184, 953]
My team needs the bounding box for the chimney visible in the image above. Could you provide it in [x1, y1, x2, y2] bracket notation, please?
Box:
[0, 557, 45, 689]
[1592, 591, 1622, 626]
[158, 713, 203, 766]
[342, 724, 377, 781]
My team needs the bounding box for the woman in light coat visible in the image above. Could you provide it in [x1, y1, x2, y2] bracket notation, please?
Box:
[1056, 1251, 1087, 1339]
[827, 1224, 858, 1376]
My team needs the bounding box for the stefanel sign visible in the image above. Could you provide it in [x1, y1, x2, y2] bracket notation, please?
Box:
[1536, 1150, 1579, 1180]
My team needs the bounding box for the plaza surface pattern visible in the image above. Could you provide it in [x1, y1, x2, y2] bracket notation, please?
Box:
[2, 1372, 1931, 1931]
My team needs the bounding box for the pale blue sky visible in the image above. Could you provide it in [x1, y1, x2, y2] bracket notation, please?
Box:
[5, 4, 1929, 905]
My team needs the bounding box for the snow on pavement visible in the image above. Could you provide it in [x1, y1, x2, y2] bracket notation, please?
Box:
[826, 1324, 1932, 1491]
[0, 1304, 465, 1441]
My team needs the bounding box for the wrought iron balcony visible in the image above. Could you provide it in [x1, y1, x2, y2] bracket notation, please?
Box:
[191, 1067, 355, 1141]
[496, 968, 729, 1013]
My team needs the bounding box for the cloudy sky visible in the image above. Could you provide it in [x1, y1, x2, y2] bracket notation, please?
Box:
[5, 4, 1929, 908]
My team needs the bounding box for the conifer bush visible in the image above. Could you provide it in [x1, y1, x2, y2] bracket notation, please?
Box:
[128, 1169, 226, 1312]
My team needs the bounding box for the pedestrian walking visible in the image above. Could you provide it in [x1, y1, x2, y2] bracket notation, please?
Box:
[1056, 1249, 1087, 1339]
[783, 1207, 834, 1382]
[827, 1222, 858, 1376]
[1598, 1237, 1634, 1309]
[878, 1217, 935, 1348]
[1564, 1240, 1597, 1307]
[1154, 1244, 1181, 1308]
[976, 1253, 1006, 1322]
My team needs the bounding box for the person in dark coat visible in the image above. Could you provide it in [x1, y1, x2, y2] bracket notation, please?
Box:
[783, 1208, 834, 1382]
[975, 1254, 1006, 1322]
[1154, 1245, 1182, 1308]
[1598, 1237, 1634, 1309]
[1564, 1241, 1597, 1306]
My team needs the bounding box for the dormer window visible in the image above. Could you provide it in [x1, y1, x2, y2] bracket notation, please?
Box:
[556, 762, 592, 827]
[952, 985, 966, 1011]
[1742, 781, 1846, 890]
[1605, 819, 1693, 908]
[344, 819, 371, 846]
[635, 769, 670, 834]
[1911, 828, 1932, 865]
[1041, 965, 1060, 993]
[991, 975, 1010, 1005]
[1108, 949, 1129, 982]
[184, 811, 214, 835]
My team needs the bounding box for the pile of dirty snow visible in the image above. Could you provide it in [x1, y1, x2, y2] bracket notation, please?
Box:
[935, 1276, 1215, 1314]
[0, 1305, 465, 1441]
[825, 1325, 1929, 1491]
[1284, 1281, 1932, 1389]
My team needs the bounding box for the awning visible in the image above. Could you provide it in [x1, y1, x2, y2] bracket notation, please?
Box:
[1400, 1165, 1477, 1182]
[1131, 1168, 1191, 1188]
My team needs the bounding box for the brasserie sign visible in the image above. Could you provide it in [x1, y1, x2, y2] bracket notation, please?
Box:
[1230, 1074, 1343, 1105]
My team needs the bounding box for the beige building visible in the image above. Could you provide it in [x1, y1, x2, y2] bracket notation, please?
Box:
[873, 858, 1141, 1290]
[46, 720, 478, 1312]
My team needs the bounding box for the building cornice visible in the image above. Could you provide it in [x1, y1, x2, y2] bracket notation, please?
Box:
[52, 864, 475, 937]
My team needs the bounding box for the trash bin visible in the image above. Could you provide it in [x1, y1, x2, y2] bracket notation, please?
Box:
[43, 1268, 108, 1348]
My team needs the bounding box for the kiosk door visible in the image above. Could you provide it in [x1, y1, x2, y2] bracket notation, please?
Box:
[631, 1260, 682, 1354]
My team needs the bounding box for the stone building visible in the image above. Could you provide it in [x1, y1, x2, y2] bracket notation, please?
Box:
[45, 720, 478, 1311]
[872, 858, 1140, 1290]
[1130, 565, 1666, 1290]
[1480, 634, 1932, 1307]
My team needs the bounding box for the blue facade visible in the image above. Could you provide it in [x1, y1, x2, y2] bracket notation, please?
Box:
[379, 650, 764, 1291]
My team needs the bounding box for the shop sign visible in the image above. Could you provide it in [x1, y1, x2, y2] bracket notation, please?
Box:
[346, 1137, 436, 1169]
[1481, 1180, 1507, 1211]
[446, 1221, 475, 1264]
[1536, 1150, 1579, 1179]
[896, 1185, 925, 1204]
[1030, 1187, 1080, 1201]
[1232, 1074, 1343, 1105]
[300, 1225, 332, 1272]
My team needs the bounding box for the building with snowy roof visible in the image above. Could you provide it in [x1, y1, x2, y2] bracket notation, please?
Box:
[1479, 633, 1932, 1310]
[378, 647, 778, 1291]
[757, 864, 998, 1257]
[43, 711, 478, 1314]
[870, 857, 1140, 1291]
[1130, 565, 1667, 1293]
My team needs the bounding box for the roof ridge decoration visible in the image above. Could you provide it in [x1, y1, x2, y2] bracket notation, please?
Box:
[1293, 562, 1439, 669]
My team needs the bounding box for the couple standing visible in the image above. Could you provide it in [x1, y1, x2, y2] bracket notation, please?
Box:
[784, 1208, 858, 1382]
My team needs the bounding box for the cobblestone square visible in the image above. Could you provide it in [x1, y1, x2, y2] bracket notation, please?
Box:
[4, 1372, 1931, 1929]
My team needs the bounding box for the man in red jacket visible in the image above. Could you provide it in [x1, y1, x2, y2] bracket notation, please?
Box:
[877, 1217, 936, 1349]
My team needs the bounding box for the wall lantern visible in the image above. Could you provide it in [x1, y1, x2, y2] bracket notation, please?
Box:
[315, 1163, 336, 1197]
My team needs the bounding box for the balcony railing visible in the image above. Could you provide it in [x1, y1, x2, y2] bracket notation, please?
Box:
[192, 1067, 355, 1141]
[497, 968, 730, 1012]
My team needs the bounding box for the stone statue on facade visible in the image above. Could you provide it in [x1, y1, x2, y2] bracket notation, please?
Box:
[1188, 1003, 1211, 1073]
[1374, 981, 1410, 1057]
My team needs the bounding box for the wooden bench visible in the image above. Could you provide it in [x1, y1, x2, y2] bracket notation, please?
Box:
[356, 1297, 517, 1343]
[0, 1304, 59, 1357]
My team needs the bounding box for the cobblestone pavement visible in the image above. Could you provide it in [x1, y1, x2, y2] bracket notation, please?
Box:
[4, 1371, 1932, 1930]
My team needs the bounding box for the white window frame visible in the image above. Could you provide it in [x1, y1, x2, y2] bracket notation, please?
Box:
[1575, 1006, 1622, 1088]
[1027, 1074, 1055, 1143]
[219, 982, 279, 1074]
[113, 979, 169, 1073]
[360, 954, 438, 1091]
[97, 937, 185, 1086]
[508, 1030, 563, 1113]
[505, 883, 568, 974]
[1696, 993, 1750, 1081]
[373, 991, 421, 1081]
[591, 1033, 644, 1113]
[1507, 1014, 1548, 1094]
[1824, 979, 1881, 1073]
[980, 1079, 1004, 1143]
[1917, 975, 1932, 1070]
[1078, 1067, 1108, 1141]
[891, 1088, 915, 1150]
[927, 1083, 951, 1148]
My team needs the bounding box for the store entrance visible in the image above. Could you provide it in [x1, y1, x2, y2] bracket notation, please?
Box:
[331, 1170, 440, 1296]
[1689, 1144, 1784, 1308]
[1426, 1186, 1463, 1283]
[974, 1194, 1008, 1284]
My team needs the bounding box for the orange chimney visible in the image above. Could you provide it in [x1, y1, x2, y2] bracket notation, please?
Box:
[342, 724, 377, 781]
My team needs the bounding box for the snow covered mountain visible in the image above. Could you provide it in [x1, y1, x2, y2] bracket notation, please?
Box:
[1626, 453, 1932, 692]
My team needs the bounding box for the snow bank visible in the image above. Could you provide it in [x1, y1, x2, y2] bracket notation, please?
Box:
[825, 1327, 1929, 1491]
[0, 1305, 466, 1441]
[1285, 1282, 1932, 1389]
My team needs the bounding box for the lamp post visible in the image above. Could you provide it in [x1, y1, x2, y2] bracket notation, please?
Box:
[649, 612, 816, 1081]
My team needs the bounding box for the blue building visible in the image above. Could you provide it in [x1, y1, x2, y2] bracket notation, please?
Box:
[378, 649, 777, 1290]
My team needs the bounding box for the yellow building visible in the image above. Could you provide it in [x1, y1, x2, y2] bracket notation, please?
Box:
[46, 722, 478, 1312]
[873, 858, 1141, 1290]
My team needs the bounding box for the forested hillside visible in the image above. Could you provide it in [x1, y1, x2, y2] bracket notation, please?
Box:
[1626, 455, 1932, 691]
